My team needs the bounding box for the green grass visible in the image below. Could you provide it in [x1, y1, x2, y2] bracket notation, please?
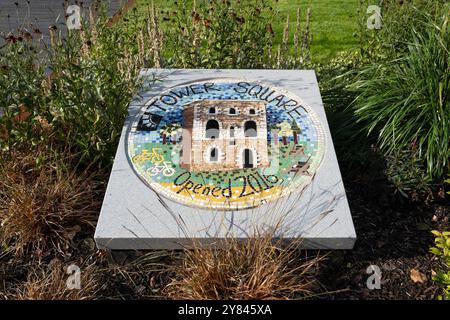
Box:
[269, 0, 360, 62]
[144, 0, 360, 63]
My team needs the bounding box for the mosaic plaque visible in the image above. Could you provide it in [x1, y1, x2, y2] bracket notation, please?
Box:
[95, 69, 356, 250]
[127, 79, 326, 211]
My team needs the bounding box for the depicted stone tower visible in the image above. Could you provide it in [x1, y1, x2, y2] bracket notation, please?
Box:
[181, 100, 269, 172]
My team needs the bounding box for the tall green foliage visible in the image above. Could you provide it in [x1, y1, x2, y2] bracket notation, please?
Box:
[357, 0, 448, 61]
[128, 0, 313, 69]
[0, 8, 145, 167]
[350, 10, 449, 178]
[165, 0, 276, 68]
[0, 37, 46, 148]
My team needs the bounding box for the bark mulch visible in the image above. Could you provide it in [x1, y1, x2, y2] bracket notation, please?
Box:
[318, 153, 449, 300]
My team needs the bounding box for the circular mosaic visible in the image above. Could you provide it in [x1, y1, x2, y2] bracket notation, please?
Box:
[127, 78, 326, 210]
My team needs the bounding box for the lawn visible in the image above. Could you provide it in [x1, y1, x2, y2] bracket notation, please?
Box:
[146, 0, 360, 63]
[265, 0, 360, 62]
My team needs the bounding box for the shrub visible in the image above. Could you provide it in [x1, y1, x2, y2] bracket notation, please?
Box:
[0, 5, 146, 167]
[315, 51, 374, 169]
[167, 0, 275, 68]
[384, 149, 431, 197]
[318, 51, 363, 111]
[127, 0, 312, 69]
[430, 230, 450, 300]
[350, 10, 449, 179]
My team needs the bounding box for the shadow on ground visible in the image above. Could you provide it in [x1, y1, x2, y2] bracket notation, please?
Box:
[317, 146, 449, 300]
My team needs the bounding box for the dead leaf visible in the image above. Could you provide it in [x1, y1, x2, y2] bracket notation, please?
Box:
[410, 269, 427, 283]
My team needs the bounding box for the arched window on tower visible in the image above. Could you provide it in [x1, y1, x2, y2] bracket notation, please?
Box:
[244, 121, 257, 137]
[206, 120, 219, 139]
[209, 107, 216, 114]
[249, 109, 256, 115]
[229, 108, 236, 115]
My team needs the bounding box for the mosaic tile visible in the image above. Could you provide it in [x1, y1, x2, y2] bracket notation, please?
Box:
[127, 79, 325, 211]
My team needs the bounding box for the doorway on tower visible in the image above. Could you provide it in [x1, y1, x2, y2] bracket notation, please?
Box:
[243, 149, 254, 168]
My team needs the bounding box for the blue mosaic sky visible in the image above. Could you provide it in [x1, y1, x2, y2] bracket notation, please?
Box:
[131, 82, 319, 144]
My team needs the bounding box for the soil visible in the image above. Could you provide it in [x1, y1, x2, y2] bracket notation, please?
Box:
[317, 151, 450, 300]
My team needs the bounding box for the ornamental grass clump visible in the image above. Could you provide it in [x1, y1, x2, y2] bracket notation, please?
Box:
[12, 259, 99, 300]
[0, 147, 102, 257]
[165, 231, 322, 300]
[350, 9, 449, 179]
